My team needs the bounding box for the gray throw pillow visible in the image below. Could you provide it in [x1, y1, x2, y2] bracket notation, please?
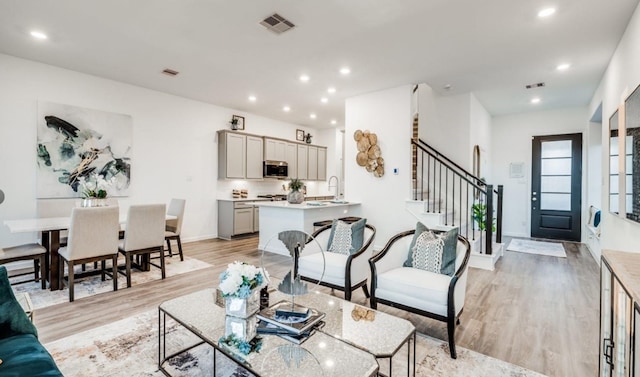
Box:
[403, 222, 429, 267]
[327, 218, 367, 254]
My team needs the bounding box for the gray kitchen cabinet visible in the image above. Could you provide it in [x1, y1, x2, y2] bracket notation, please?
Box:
[285, 142, 297, 179]
[218, 131, 263, 180]
[217, 199, 267, 239]
[246, 135, 264, 179]
[297, 144, 308, 180]
[264, 138, 287, 161]
[308, 146, 318, 180]
[317, 147, 327, 181]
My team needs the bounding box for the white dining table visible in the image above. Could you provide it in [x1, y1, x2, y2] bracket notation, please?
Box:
[4, 214, 176, 291]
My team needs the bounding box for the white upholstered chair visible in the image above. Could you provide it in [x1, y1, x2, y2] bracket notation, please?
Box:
[297, 222, 376, 301]
[369, 229, 471, 359]
[118, 204, 166, 288]
[58, 206, 120, 302]
[164, 198, 186, 261]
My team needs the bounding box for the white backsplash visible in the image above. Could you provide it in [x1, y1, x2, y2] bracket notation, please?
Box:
[217, 179, 334, 199]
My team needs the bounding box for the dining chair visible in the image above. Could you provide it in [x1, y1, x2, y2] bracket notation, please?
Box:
[0, 243, 47, 289]
[58, 206, 120, 302]
[118, 204, 166, 288]
[164, 198, 186, 261]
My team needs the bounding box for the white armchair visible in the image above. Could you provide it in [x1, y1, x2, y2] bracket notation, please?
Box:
[297, 223, 376, 301]
[369, 229, 471, 359]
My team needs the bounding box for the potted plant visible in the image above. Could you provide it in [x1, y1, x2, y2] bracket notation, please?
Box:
[471, 202, 496, 252]
[287, 178, 305, 204]
[229, 117, 239, 130]
[305, 133, 312, 144]
[78, 173, 113, 207]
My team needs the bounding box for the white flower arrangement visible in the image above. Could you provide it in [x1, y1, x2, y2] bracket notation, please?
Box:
[219, 261, 269, 298]
[78, 173, 115, 198]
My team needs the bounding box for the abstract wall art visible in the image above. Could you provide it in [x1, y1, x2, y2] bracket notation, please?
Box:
[36, 101, 132, 198]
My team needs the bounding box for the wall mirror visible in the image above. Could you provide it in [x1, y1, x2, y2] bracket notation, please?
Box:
[609, 84, 640, 223]
[625, 85, 640, 222]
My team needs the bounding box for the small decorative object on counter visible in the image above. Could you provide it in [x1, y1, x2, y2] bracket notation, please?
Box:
[219, 261, 269, 318]
[240, 189, 248, 198]
[287, 178, 305, 204]
[232, 189, 241, 199]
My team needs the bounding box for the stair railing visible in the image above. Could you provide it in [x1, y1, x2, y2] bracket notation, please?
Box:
[411, 138, 503, 254]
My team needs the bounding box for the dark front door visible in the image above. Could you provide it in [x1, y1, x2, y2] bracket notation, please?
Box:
[531, 133, 582, 241]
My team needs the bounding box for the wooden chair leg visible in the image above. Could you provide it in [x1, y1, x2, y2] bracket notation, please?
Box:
[39, 254, 46, 289]
[58, 257, 65, 289]
[125, 252, 132, 288]
[112, 255, 118, 291]
[176, 236, 184, 261]
[68, 261, 75, 302]
[101, 260, 106, 281]
[33, 259, 39, 282]
[166, 239, 173, 257]
[159, 248, 166, 279]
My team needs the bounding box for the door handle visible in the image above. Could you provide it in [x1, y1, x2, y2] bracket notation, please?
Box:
[603, 338, 614, 367]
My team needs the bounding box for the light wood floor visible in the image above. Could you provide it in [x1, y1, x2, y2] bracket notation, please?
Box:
[33, 236, 600, 377]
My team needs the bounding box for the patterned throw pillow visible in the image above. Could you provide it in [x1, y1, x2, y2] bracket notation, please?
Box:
[403, 222, 459, 276]
[327, 218, 367, 255]
[411, 231, 445, 273]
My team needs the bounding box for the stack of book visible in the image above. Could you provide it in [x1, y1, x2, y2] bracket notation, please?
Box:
[257, 300, 325, 344]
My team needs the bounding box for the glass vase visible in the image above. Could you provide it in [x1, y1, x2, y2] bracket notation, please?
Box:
[81, 198, 107, 207]
[225, 289, 259, 318]
[225, 314, 257, 342]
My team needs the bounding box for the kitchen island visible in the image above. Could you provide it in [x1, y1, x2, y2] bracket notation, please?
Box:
[254, 200, 361, 256]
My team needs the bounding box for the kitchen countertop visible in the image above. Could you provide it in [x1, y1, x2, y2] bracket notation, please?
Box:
[217, 197, 273, 202]
[253, 200, 359, 209]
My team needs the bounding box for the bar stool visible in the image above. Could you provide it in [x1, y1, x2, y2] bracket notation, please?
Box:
[0, 243, 47, 289]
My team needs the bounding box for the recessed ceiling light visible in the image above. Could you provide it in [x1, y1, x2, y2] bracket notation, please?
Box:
[327, 87, 336, 94]
[248, 95, 257, 102]
[538, 8, 556, 18]
[339, 67, 351, 75]
[30, 30, 48, 40]
[321, 97, 328, 104]
[330, 120, 337, 125]
[283, 106, 290, 112]
[556, 63, 571, 71]
[531, 97, 541, 104]
[310, 113, 317, 119]
[299, 74, 310, 82]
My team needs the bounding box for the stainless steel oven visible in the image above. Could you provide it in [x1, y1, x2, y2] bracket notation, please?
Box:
[263, 160, 288, 178]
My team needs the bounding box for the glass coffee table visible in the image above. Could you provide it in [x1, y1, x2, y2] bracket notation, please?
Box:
[158, 288, 379, 377]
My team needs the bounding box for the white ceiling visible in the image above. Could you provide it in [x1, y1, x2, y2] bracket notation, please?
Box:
[0, 0, 638, 129]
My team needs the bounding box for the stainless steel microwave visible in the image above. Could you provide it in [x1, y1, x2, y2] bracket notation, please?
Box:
[263, 160, 288, 178]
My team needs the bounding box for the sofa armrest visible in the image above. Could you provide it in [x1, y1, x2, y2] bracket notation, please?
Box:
[347, 225, 376, 285]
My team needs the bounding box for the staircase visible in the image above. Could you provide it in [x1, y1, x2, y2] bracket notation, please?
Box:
[407, 137, 504, 271]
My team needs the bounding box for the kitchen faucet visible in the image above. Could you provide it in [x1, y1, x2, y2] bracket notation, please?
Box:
[328, 175, 339, 200]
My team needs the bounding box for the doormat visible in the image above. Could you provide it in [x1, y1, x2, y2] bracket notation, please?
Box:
[506, 239, 566, 258]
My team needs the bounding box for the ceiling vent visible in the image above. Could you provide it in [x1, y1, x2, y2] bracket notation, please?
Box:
[162, 68, 179, 77]
[525, 82, 545, 89]
[260, 13, 295, 35]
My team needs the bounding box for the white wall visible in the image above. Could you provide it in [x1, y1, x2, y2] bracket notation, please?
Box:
[345, 85, 415, 248]
[0, 53, 322, 246]
[491, 107, 589, 238]
[589, 2, 640, 253]
[470, 93, 492, 181]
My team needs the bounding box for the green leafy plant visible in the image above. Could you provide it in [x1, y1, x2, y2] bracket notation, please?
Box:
[288, 178, 304, 192]
[472, 203, 496, 232]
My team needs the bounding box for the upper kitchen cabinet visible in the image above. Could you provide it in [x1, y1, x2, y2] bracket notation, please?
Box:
[285, 142, 297, 179]
[264, 138, 287, 161]
[308, 146, 318, 180]
[297, 144, 308, 180]
[218, 130, 263, 180]
[317, 147, 327, 181]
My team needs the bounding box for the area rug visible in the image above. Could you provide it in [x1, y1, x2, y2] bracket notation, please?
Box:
[44, 310, 546, 377]
[11, 256, 211, 309]
[506, 239, 566, 258]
